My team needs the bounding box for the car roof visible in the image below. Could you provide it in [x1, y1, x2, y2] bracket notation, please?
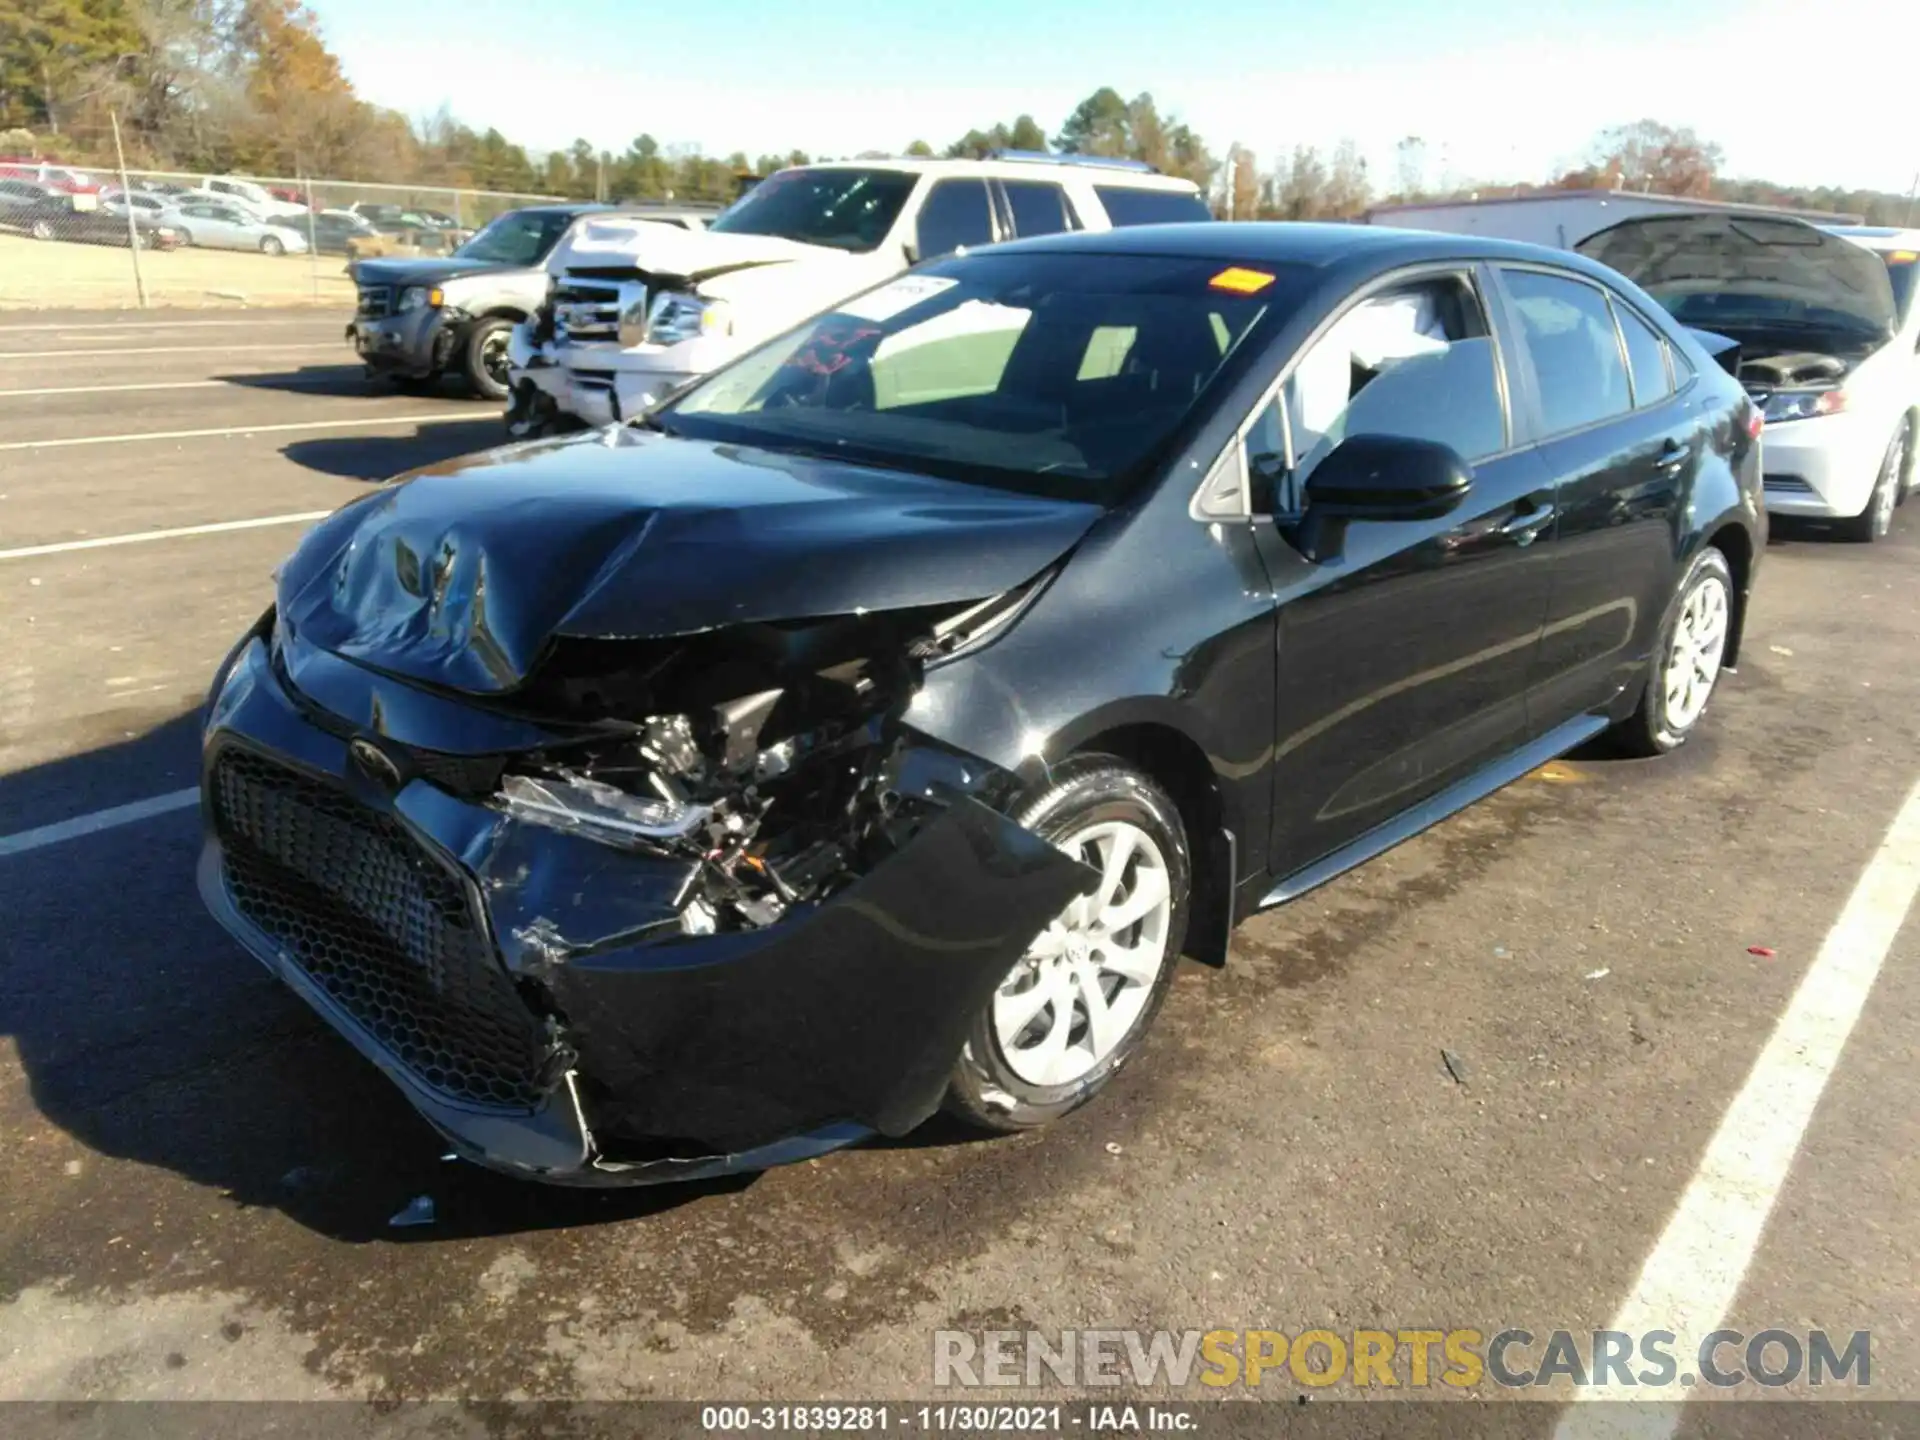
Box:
[980, 220, 1597, 273]
[793, 156, 1202, 193]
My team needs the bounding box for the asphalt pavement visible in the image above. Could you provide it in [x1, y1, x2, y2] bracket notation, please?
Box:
[1, 309, 1916, 1430]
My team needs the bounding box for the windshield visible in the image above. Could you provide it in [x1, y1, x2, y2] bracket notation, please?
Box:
[453, 209, 578, 265]
[661, 251, 1300, 501]
[708, 168, 917, 253]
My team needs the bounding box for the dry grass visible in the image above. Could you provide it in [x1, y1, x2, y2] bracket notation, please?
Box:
[0, 233, 356, 310]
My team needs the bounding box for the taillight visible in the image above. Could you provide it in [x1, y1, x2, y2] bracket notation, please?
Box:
[1746, 405, 1764, 440]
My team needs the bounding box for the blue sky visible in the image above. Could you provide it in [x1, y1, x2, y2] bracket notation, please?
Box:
[312, 0, 1919, 195]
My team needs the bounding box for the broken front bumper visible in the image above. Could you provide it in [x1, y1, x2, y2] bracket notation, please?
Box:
[197, 631, 1088, 1186]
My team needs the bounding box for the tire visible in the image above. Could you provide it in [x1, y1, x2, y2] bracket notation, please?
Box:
[30, 218, 54, 241]
[1611, 546, 1735, 758]
[259, 235, 285, 257]
[462, 316, 514, 401]
[174, 228, 194, 247]
[945, 756, 1190, 1133]
[1837, 421, 1909, 542]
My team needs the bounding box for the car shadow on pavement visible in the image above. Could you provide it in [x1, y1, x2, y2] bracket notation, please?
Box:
[214, 365, 403, 399]
[1, 710, 752, 1245]
[280, 420, 506, 482]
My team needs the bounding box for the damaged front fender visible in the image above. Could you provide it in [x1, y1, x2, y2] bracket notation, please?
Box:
[493, 787, 1093, 1156]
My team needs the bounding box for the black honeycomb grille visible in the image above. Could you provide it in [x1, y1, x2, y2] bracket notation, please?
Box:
[210, 746, 552, 1110]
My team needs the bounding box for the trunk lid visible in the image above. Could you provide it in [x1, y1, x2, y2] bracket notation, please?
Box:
[1576, 212, 1898, 339]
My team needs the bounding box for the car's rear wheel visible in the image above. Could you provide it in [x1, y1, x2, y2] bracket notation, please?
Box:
[259, 235, 285, 257]
[173, 227, 194, 246]
[463, 317, 514, 401]
[1611, 546, 1734, 757]
[945, 756, 1189, 1133]
[29, 218, 54, 241]
[1838, 421, 1909, 543]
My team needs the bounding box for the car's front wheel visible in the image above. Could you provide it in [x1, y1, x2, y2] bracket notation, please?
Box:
[463, 317, 514, 400]
[1839, 419, 1912, 542]
[945, 756, 1189, 1133]
[259, 235, 285, 257]
[29, 218, 54, 241]
[1612, 546, 1734, 757]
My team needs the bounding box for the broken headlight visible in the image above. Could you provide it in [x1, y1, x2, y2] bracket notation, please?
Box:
[646, 293, 731, 345]
[397, 285, 442, 313]
[500, 771, 710, 848]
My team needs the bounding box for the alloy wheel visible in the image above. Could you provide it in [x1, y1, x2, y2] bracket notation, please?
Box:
[992, 819, 1173, 1088]
[1661, 571, 1730, 734]
[481, 329, 512, 389]
[1876, 428, 1907, 534]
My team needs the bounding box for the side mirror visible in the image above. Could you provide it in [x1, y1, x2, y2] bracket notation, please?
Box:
[1295, 433, 1473, 563]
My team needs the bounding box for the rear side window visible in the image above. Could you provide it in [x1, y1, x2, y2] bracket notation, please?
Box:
[1001, 180, 1074, 238]
[914, 179, 995, 258]
[1502, 269, 1632, 435]
[1094, 186, 1212, 228]
[1612, 299, 1673, 407]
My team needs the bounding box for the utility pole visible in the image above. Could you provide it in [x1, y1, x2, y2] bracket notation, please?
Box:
[109, 109, 148, 309]
[1906, 171, 1918, 227]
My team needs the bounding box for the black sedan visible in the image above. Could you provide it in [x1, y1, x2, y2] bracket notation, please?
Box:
[0, 180, 181, 248]
[197, 223, 1764, 1186]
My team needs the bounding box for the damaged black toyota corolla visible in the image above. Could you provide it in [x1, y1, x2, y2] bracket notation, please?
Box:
[200, 224, 1765, 1185]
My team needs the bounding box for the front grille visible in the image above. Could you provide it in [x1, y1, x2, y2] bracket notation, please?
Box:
[210, 747, 552, 1110]
[1764, 474, 1814, 494]
[554, 275, 649, 345]
[356, 285, 391, 318]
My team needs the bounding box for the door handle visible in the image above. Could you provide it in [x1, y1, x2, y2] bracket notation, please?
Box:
[1654, 439, 1690, 473]
[1499, 503, 1556, 546]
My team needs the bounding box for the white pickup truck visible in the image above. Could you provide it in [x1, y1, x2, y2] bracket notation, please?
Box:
[503, 152, 1213, 436]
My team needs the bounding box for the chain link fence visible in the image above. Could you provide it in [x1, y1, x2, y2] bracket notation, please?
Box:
[0, 151, 566, 311]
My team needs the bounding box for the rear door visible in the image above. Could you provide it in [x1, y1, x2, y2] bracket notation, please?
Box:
[1492, 264, 1702, 726]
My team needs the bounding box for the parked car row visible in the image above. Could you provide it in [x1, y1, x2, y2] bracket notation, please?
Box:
[0, 178, 182, 249]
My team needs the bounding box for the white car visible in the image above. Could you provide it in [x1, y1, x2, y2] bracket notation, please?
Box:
[1579, 215, 1919, 541]
[166, 197, 310, 255]
[199, 175, 309, 223]
[505, 153, 1213, 434]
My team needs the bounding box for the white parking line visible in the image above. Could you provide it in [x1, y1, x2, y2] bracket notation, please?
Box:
[0, 380, 225, 398]
[0, 788, 200, 859]
[1554, 774, 1920, 1436]
[0, 342, 341, 360]
[0, 410, 473, 453]
[0, 319, 336, 333]
[0, 510, 330, 561]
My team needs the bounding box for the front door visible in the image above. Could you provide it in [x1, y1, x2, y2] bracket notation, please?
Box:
[1251, 269, 1558, 877]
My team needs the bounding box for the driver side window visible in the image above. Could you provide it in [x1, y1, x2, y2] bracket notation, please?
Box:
[1246, 275, 1507, 516]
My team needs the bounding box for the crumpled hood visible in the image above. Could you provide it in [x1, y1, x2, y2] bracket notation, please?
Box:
[1577, 213, 1898, 336]
[545, 216, 838, 283]
[277, 429, 1103, 695]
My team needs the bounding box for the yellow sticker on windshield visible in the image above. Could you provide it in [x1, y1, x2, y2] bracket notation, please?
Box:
[1891, 251, 1918, 262]
[1210, 267, 1276, 294]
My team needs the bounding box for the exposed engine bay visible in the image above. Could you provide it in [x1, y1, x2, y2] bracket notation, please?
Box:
[1738, 350, 1850, 389]
[490, 581, 1046, 939]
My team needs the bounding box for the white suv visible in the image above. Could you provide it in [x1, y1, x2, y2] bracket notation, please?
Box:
[504, 153, 1213, 434]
